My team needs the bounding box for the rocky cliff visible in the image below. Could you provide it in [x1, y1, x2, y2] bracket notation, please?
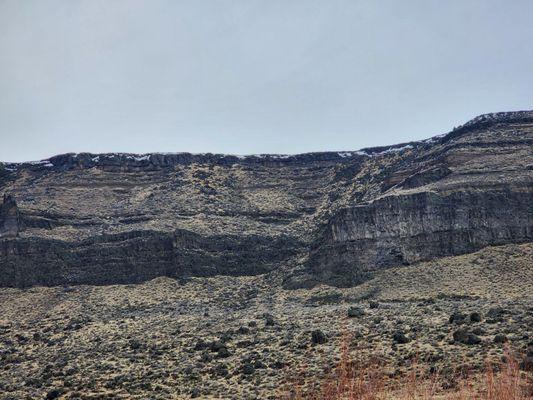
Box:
[1, 110, 532, 287]
[0, 194, 21, 239]
[301, 189, 532, 287]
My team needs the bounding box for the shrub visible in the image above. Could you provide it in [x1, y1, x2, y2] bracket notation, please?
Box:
[280, 330, 531, 400]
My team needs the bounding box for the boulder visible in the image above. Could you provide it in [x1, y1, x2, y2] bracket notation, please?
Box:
[311, 330, 327, 345]
[453, 329, 481, 345]
[493, 334, 508, 344]
[347, 306, 365, 318]
[449, 312, 467, 325]
[392, 331, 410, 344]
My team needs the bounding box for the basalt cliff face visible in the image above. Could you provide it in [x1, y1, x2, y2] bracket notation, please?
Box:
[0, 110, 532, 288]
[0, 194, 21, 239]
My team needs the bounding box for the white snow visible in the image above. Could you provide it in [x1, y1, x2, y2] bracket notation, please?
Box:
[337, 151, 370, 158]
[459, 110, 533, 130]
[375, 144, 413, 155]
[26, 160, 54, 167]
[422, 133, 446, 144]
[337, 152, 353, 158]
[132, 155, 151, 161]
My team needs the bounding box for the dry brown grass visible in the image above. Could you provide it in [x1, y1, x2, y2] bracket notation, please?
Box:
[281, 330, 532, 400]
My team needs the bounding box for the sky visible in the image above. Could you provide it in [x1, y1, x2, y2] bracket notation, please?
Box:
[1, 1, 532, 162]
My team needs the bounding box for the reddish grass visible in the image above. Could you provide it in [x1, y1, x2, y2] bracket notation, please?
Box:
[280, 330, 532, 400]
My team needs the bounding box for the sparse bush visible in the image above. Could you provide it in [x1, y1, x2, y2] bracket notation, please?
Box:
[280, 329, 531, 400]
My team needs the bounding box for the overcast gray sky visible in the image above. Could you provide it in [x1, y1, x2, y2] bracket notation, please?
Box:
[1, 1, 532, 162]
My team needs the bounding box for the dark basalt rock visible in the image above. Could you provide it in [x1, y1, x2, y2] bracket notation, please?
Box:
[400, 166, 452, 189]
[453, 329, 482, 345]
[0, 110, 532, 288]
[493, 334, 508, 344]
[347, 306, 365, 318]
[305, 189, 532, 287]
[0, 230, 300, 287]
[449, 312, 467, 325]
[0, 194, 21, 238]
[311, 329, 327, 345]
[392, 331, 410, 344]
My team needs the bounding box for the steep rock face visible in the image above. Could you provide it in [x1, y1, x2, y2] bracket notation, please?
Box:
[0, 110, 532, 288]
[289, 111, 533, 287]
[0, 230, 300, 287]
[304, 189, 532, 287]
[0, 194, 21, 238]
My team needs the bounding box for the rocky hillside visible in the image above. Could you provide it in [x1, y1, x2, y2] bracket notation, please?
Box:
[0, 110, 532, 287]
[1, 242, 531, 399]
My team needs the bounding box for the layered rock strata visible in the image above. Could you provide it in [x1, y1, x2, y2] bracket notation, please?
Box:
[0, 110, 532, 287]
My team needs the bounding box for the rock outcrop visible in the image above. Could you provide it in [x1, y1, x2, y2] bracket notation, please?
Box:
[303, 189, 532, 287]
[0, 194, 21, 238]
[0, 110, 532, 287]
[0, 230, 300, 287]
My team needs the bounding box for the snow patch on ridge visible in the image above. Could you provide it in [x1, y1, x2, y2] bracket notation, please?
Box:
[375, 144, 413, 155]
[27, 160, 54, 167]
[458, 110, 533, 130]
[337, 151, 369, 158]
[422, 133, 446, 144]
[124, 154, 151, 162]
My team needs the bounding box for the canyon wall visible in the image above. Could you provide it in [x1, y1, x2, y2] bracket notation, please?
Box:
[1, 110, 532, 287]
